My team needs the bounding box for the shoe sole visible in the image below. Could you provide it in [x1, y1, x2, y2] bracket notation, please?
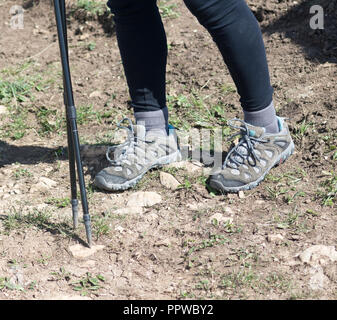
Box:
[94, 150, 182, 191]
[208, 140, 295, 193]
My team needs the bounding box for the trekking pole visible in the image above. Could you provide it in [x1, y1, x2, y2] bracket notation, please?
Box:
[53, 0, 92, 247]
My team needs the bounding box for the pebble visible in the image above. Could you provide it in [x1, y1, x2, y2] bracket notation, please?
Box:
[68, 244, 105, 259]
[160, 171, 181, 190]
[30, 182, 48, 193]
[267, 234, 284, 243]
[127, 192, 162, 207]
[39, 177, 57, 188]
[238, 190, 245, 199]
[309, 265, 330, 291]
[89, 90, 103, 99]
[30, 177, 58, 193]
[9, 266, 24, 289]
[298, 245, 337, 264]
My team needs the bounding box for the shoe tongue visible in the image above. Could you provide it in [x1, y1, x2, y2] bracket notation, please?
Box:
[243, 123, 265, 139]
[132, 124, 146, 140]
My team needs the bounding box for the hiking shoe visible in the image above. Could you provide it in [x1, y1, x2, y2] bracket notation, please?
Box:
[207, 117, 295, 193]
[94, 118, 182, 191]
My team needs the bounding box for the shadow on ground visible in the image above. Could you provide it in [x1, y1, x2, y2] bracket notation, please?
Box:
[258, 0, 337, 64]
[0, 141, 61, 167]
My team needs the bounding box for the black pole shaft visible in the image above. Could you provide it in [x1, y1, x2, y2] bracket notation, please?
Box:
[59, 0, 78, 229]
[54, 0, 92, 247]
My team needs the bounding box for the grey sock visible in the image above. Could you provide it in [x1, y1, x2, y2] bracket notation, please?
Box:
[134, 107, 169, 137]
[243, 101, 279, 134]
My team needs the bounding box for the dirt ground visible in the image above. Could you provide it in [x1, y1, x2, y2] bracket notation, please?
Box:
[0, 0, 336, 300]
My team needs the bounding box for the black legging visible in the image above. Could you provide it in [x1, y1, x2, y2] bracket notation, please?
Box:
[107, 0, 274, 113]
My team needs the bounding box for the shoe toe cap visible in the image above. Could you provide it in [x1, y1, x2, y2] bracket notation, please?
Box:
[209, 174, 246, 189]
[94, 170, 127, 189]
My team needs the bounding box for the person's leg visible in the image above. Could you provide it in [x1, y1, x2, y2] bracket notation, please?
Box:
[95, 0, 180, 191]
[107, 0, 168, 136]
[183, 0, 278, 133]
[183, 0, 294, 192]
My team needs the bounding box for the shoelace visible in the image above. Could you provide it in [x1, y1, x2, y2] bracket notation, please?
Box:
[223, 119, 268, 169]
[106, 118, 153, 166]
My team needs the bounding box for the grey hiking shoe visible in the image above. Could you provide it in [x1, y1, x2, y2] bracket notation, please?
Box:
[208, 117, 295, 193]
[94, 118, 182, 191]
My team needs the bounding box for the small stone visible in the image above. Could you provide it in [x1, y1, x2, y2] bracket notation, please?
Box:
[68, 244, 105, 259]
[289, 234, 300, 241]
[298, 245, 337, 264]
[267, 234, 284, 243]
[39, 177, 57, 188]
[9, 266, 24, 288]
[89, 90, 103, 98]
[127, 192, 162, 207]
[30, 182, 48, 193]
[238, 190, 245, 199]
[160, 171, 181, 190]
[309, 266, 330, 291]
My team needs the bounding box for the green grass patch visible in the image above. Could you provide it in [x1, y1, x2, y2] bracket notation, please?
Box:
[74, 0, 108, 15]
[0, 277, 24, 292]
[159, 0, 180, 19]
[45, 197, 71, 208]
[0, 62, 58, 140]
[35, 106, 65, 137]
[91, 214, 111, 240]
[71, 272, 105, 296]
[1, 207, 73, 238]
[318, 171, 337, 206]
[13, 167, 32, 180]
